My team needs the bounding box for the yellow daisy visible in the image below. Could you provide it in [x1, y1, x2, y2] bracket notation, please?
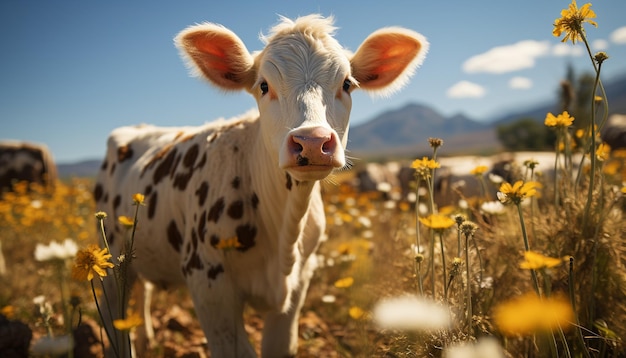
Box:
[494, 293, 574, 336]
[113, 311, 143, 331]
[71, 244, 115, 281]
[418, 214, 455, 231]
[519, 251, 565, 270]
[553, 0, 597, 44]
[498, 181, 539, 205]
[545, 111, 574, 128]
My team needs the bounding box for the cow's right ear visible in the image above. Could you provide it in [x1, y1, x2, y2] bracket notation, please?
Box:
[175, 23, 256, 91]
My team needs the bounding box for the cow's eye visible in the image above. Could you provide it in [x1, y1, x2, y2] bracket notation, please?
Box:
[260, 82, 269, 96]
[342, 79, 352, 93]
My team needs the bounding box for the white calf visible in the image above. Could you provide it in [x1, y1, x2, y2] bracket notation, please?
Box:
[94, 14, 428, 357]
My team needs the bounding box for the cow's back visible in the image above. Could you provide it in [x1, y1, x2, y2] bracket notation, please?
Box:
[94, 114, 261, 287]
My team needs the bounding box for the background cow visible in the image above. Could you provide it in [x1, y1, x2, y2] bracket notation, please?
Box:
[94, 15, 427, 357]
[0, 141, 57, 194]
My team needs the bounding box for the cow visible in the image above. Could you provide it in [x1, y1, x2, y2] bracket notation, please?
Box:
[0, 141, 57, 194]
[94, 15, 428, 357]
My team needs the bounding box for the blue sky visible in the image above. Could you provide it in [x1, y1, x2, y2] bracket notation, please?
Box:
[2, 0, 626, 163]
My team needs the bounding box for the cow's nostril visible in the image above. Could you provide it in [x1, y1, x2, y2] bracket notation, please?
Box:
[289, 136, 304, 154]
[321, 136, 336, 153]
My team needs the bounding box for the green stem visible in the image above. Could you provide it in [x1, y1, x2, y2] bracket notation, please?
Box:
[516, 204, 541, 295]
[569, 258, 592, 358]
[439, 232, 448, 302]
[465, 234, 472, 333]
[91, 280, 120, 358]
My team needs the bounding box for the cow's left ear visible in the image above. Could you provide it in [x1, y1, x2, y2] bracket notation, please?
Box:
[351, 28, 428, 96]
[175, 23, 256, 91]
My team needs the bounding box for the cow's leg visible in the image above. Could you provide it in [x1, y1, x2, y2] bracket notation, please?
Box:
[133, 280, 155, 356]
[187, 270, 256, 357]
[261, 267, 313, 357]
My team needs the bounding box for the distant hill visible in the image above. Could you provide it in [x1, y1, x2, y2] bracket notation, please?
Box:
[348, 103, 490, 157]
[348, 73, 626, 158]
[57, 159, 101, 178]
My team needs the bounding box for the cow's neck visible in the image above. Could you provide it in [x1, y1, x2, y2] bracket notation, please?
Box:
[250, 131, 319, 303]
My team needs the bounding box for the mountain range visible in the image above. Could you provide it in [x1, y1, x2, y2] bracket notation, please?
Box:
[57, 74, 626, 177]
[347, 73, 626, 158]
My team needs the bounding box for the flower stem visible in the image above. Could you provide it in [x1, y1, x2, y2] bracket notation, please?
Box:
[465, 233, 472, 333]
[91, 280, 120, 358]
[516, 204, 541, 295]
[439, 232, 448, 301]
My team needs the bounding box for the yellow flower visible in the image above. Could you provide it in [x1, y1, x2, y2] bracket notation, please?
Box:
[71, 244, 115, 281]
[596, 142, 611, 161]
[334, 277, 354, 288]
[494, 293, 574, 336]
[418, 214, 455, 230]
[544, 111, 574, 128]
[412, 157, 440, 179]
[113, 311, 143, 331]
[497, 181, 539, 205]
[470, 165, 488, 176]
[118, 215, 135, 228]
[519, 251, 565, 270]
[214, 236, 242, 250]
[553, 0, 597, 44]
[349, 306, 365, 320]
[1, 305, 15, 319]
[132, 193, 145, 206]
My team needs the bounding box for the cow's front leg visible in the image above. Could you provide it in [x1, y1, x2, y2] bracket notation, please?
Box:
[186, 269, 256, 357]
[261, 263, 314, 357]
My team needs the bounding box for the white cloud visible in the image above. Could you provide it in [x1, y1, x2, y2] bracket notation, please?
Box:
[610, 26, 626, 44]
[447, 81, 486, 98]
[462, 40, 550, 74]
[509, 77, 532, 90]
[591, 39, 609, 51]
[552, 43, 584, 57]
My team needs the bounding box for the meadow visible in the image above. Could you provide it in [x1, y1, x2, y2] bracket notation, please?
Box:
[1, 1, 626, 357]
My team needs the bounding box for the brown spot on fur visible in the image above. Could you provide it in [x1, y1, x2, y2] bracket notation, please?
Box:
[167, 220, 183, 253]
[251, 193, 259, 209]
[197, 211, 207, 242]
[195, 181, 209, 206]
[183, 144, 199, 168]
[148, 191, 158, 219]
[208, 264, 224, 280]
[144, 185, 153, 197]
[235, 224, 257, 252]
[142, 143, 174, 177]
[227, 200, 244, 220]
[110, 162, 116, 176]
[94, 183, 104, 202]
[207, 197, 225, 223]
[117, 144, 133, 162]
[100, 160, 108, 171]
[173, 171, 193, 191]
[197, 153, 207, 169]
[113, 195, 121, 210]
[183, 253, 204, 277]
[231, 177, 240, 189]
[209, 234, 219, 248]
[286, 173, 292, 191]
[153, 147, 178, 185]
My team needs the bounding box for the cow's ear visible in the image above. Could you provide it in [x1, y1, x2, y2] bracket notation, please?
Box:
[351, 28, 428, 96]
[175, 23, 256, 91]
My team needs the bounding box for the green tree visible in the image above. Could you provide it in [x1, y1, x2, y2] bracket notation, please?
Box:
[496, 118, 551, 151]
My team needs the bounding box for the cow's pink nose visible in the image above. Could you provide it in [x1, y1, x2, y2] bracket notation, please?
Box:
[286, 127, 339, 167]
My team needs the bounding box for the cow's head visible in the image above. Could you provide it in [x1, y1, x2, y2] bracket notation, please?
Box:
[176, 15, 428, 182]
